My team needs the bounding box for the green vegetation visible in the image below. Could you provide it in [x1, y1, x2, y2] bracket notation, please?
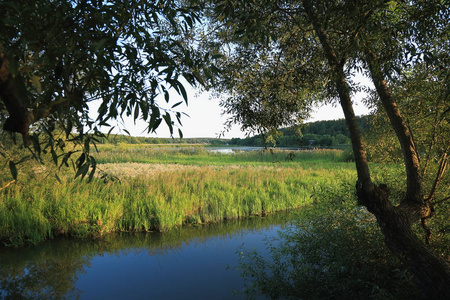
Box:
[94, 145, 345, 165]
[205, 1, 450, 297]
[1, 0, 449, 298]
[229, 117, 370, 148]
[238, 169, 449, 300]
[0, 145, 447, 298]
[96, 134, 230, 146]
[0, 148, 353, 247]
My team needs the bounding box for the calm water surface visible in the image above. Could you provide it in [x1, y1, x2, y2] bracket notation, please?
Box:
[0, 213, 295, 299]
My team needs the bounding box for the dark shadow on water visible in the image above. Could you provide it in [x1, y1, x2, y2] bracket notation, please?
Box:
[0, 212, 296, 299]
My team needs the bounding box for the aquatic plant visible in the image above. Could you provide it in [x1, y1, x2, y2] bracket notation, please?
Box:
[0, 149, 354, 246]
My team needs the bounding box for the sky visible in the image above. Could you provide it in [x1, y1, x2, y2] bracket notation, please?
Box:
[100, 75, 373, 139]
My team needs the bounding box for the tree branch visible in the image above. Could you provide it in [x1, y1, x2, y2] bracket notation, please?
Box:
[365, 50, 423, 205]
[0, 180, 16, 191]
[427, 152, 449, 202]
[302, 0, 374, 197]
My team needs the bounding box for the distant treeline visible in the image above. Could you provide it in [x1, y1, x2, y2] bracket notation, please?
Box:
[96, 116, 370, 147]
[98, 134, 230, 145]
[229, 116, 370, 147]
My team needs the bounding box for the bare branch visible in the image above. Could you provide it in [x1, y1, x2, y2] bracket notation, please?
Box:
[427, 152, 449, 202]
[0, 180, 16, 191]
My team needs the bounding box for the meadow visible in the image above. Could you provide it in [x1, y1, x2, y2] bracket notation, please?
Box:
[1, 145, 448, 299]
[0, 146, 356, 246]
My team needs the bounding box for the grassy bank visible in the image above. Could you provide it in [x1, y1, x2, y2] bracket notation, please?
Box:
[0, 148, 355, 246]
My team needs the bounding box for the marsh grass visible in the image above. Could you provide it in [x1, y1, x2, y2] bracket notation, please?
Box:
[0, 148, 355, 246]
[94, 146, 346, 166]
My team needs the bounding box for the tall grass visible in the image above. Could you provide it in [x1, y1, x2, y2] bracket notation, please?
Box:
[94, 145, 347, 166]
[0, 148, 355, 246]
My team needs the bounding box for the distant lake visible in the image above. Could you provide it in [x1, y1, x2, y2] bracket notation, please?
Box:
[208, 147, 264, 154]
[207, 146, 301, 154]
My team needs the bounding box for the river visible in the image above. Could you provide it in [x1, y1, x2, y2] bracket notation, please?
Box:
[0, 212, 296, 299]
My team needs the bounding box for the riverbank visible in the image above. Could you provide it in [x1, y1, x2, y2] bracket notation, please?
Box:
[0, 148, 354, 247]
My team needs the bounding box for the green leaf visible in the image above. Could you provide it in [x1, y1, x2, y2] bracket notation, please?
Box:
[75, 162, 90, 179]
[163, 113, 174, 135]
[171, 101, 183, 109]
[92, 38, 108, 51]
[51, 149, 58, 165]
[88, 158, 97, 183]
[76, 153, 86, 169]
[65, 119, 73, 138]
[192, 71, 205, 86]
[178, 83, 188, 104]
[55, 173, 62, 183]
[178, 128, 183, 139]
[16, 156, 30, 164]
[9, 161, 18, 181]
[84, 139, 90, 153]
[134, 104, 140, 121]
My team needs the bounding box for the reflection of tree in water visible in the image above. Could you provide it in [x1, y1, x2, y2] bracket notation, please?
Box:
[0, 259, 84, 299]
[0, 212, 293, 298]
[0, 239, 99, 299]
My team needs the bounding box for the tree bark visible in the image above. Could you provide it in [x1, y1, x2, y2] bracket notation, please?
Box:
[302, 0, 374, 197]
[0, 48, 33, 145]
[365, 50, 423, 205]
[0, 45, 61, 146]
[366, 187, 450, 299]
[302, 1, 450, 298]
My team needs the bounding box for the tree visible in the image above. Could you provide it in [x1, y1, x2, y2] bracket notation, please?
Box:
[0, 0, 215, 179]
[217, 48, 315, 144]
[203, 0, 450, 297]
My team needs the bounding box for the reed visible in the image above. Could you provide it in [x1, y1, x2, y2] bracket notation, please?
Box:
[0, 148, 355, 246]
[94, 146, 346, 166]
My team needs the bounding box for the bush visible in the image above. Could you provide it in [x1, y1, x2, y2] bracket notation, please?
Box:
[237, 180, 423, 300]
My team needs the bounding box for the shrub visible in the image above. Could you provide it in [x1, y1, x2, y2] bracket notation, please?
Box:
[237, 181, 423, 300]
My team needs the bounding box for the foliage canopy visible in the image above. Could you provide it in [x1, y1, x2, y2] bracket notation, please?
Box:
[0, 0, 217, 179]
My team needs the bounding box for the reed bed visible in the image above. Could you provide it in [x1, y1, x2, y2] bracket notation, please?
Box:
[0, 148, 355, 246]
[94, 146, 347, 166]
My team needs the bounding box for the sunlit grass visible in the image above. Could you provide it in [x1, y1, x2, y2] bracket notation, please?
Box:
[0, 147, 356, 246]
[94, 146, 347, 166]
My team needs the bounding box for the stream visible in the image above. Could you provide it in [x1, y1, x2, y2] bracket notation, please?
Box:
[0, 212, 296, 299]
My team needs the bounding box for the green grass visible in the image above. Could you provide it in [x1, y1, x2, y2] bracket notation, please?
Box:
[0, 147, 355, 246]
[94, 145, 347, 166]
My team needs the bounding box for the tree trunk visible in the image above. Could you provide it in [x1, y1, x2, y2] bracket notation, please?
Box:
[363, 186, 450, 299]
[365, 50, 423, 204]
[363, 51, 450, 299]
[302, 1, 450, 298]
[0, 47, 33, 145]
[302, 0, 374, 196]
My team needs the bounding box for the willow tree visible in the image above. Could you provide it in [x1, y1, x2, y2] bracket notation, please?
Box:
[204, 0, 450, 297]
[0, 0, 214, 179]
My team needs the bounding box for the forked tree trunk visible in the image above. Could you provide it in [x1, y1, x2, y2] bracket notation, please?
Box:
[365, 50, 423, 204]
[363, 51, 450, 299]
[370, 196, 450, 299]
[302, 1, 450, 298]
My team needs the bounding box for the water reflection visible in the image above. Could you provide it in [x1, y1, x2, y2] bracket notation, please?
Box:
[208, 147, 266, 154]
[0, 213, 295, 299]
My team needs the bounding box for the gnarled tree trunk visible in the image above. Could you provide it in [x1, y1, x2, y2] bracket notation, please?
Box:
[302, 1, 450, 298]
